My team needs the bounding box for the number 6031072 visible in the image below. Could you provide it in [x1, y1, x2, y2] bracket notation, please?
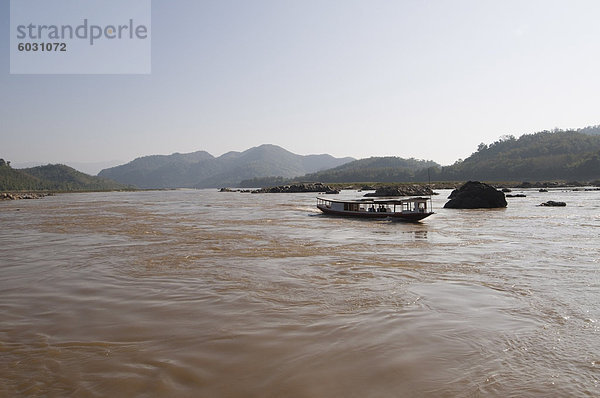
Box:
[18, 42, 66, 51]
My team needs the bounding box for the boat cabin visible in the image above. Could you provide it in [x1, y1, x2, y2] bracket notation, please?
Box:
[316, 196, 433, 221]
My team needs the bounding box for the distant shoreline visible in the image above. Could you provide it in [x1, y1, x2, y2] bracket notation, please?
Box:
[219, 180, 600, 194]
[3, 180, 598, 201]
[284, 180, 600, 191]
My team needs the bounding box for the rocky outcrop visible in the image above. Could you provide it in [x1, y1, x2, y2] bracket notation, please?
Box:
[444, 181, 507, 209]
[219, 188, 253, 193]
[219, 183, 339, 194]
[1, 192, 51, 201]
[252, 183, 337, 194]
[539, 201, 566, 207]
[363, 185, 434, 197]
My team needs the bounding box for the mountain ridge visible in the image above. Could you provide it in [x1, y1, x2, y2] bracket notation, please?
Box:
[98, 144, 355, 189]
[6, 125, 600, 191]
[0, 162, 131, 191]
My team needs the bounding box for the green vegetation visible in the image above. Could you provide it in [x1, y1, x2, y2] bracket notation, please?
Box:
[0, 160, 131, 191]
[1, 160, 45, 191]
[431, 129, 600, 181]
[240, 157, 438, 187]
[241, 127, 600, 187]
[302, 157, 439, 183]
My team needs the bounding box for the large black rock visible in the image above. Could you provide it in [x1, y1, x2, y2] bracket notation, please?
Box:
[444, 181, 507, 209]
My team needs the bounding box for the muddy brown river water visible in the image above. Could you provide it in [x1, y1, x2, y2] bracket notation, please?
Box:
[1, 189, 599, 397]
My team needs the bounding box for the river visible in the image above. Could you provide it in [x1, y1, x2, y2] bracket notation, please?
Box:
[1, 188, 599, 397]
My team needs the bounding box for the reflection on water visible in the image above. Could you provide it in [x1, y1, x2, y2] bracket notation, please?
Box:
[1, 189, 599, 397]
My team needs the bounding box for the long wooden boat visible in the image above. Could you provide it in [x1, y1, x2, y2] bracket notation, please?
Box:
[316, 196, 433, 221]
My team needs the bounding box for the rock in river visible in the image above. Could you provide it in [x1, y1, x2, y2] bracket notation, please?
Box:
[444, 181, 507, 209]
[539, 201, 566, 207]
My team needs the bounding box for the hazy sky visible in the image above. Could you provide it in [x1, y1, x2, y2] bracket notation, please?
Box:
[2, 0, 599, 170]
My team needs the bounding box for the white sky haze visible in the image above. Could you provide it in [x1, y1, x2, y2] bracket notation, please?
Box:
[2, 0, 599, 170]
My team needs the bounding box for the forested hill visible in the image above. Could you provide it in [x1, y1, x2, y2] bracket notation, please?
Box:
[301, 157, 439, 183]
[0, 161, 130, 191]
[432, 129, 600, 181]
[242, 128, 600, 186]
[240, 157, 439, 187]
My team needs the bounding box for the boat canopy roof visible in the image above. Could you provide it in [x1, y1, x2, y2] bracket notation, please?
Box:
[316, 196, 430, 205]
